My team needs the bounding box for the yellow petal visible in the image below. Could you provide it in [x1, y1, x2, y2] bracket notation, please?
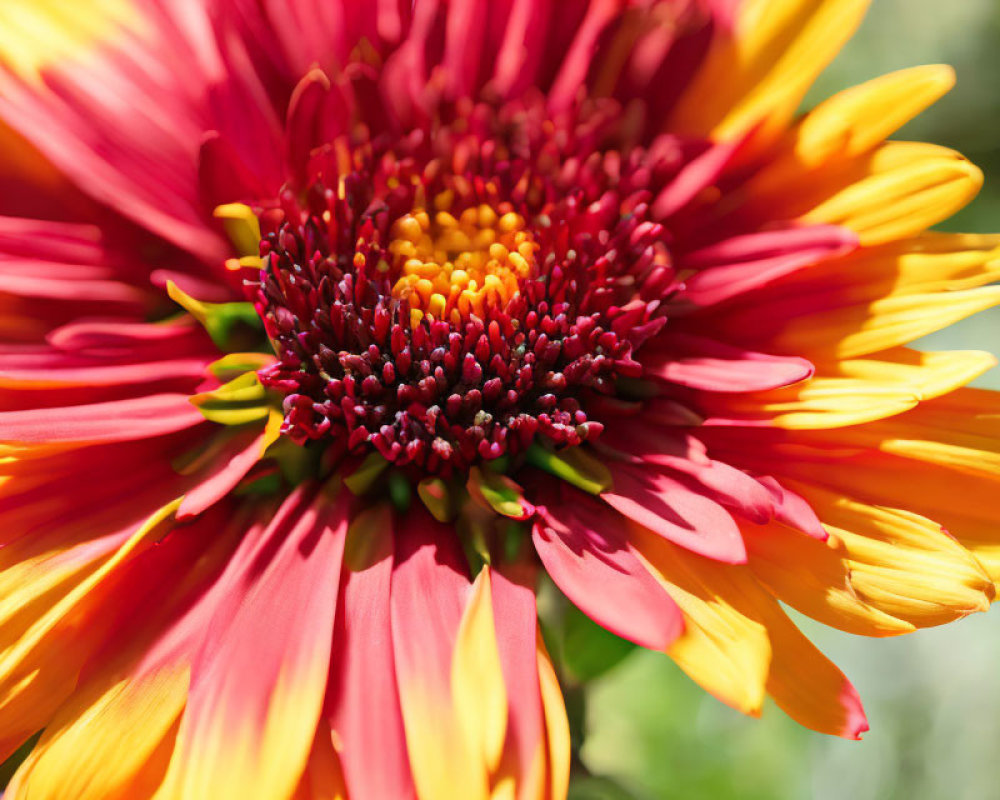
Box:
[747, 469, 993, 628]
[749, 65, 956, 194]
[452, 568, 508, 775]
[0, 0, 138, 79]
[717, 234, 1000, 358]
[801, 387, 1000, 478]
[7, 664, 187, 800]
[670, 0, 870, 143]
[812, 486, 993, 625]
[761, 604, 867, 739]
[0, 498, 181, 759]
[535, 636, 570, 800]
[773, 286, 1000, 359]
[746, 520, 915, 636]
[635, 520, 868, 736]
[820, 349, 997, 402]
[800, 143, 982, 245]
[631, 526, 771, 716]
[702, 376, 919, 429]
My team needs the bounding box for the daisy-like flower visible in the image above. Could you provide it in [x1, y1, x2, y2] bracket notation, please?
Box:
[1, 0, 1000, 797]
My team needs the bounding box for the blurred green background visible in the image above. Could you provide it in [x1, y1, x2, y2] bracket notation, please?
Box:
[562, 2, 1000, 798]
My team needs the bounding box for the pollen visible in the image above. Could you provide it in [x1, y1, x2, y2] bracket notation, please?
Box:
[388, 198, 538, 324]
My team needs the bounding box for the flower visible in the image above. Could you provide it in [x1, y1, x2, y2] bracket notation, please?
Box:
[0, 0, 999, 797]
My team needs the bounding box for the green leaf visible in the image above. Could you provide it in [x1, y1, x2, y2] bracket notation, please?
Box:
[568, 776, 639, 800]
[0, 730, 40, 789]
[561, 602, 637, 684]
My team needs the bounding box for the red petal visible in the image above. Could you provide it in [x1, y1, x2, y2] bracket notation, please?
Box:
[532, 491, 683, 650]
[643, 333, 814, 393]
[0, 393, 205, 444]
[603, 461, 748, 563]
[678, 225, 858, 307]
[327, 505, 416, 799]
[166, 484, 349, 798]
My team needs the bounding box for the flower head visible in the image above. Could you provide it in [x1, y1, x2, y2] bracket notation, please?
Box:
[1, 0, 999, 797]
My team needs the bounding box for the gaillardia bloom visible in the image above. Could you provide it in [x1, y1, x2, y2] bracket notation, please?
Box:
[1, 0, 1000, 796]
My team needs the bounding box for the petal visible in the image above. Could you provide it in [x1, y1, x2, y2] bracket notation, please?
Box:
[642, 333, 813, 392]
[798, 143, 982, 245]
[700, 375, 920, 429]
[0, 0, 134, 78]
[326, 505, 416, 799]
[815, 349, 997, 402]
[7, 663, 187, 800]
[676, 224, 858, 308]
[747, 515, 916, 636]
[532, 491, 683, 650]
[795, 483, 993, 626]
[536, 636, 570, 800]
[632, 525, 867, 737]
[4, 509, 244, 800]
[452, 568, 509, 775]
[159, 483, 349, 800]
[754, 65, 956, 184]
[762, 604, 868, 739]
[490, 569, 549, 800]
[390, 511, 490, 800]
[670, 0, 870, 143]
[0, 497, 184, 760]
[0, 3, 229, 260]
[630, 526, 770, 716]
[603, 460, 748, 563]
[176, 417, 280, 520]
[0, 394, 205, 445]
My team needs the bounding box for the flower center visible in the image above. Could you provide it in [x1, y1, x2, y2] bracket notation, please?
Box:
[250, 101, 672, 474]
[389, 200, 538, 326]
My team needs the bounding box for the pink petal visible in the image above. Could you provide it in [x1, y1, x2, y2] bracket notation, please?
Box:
[678, 225, 858, 307]
[490, 569, 547, 800]
[653, 137, 744, 219]
[0, 393, 205, 444]
[327, 506, 416, 799]
[177, 428, 268, 520]
[166, 484, 349, 798]
[603, 461, 748, 563]
[532, 490, 683, 650]
[642, 333, 814, 392]
[756, 475, 828, 540]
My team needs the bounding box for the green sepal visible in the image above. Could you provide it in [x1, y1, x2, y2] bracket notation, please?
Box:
[343, 451, 389, 495]
[268, 438, 323, 486]
[208, 352, 275, 381]
[189, 372, 273, 426]
[525, 443, 613, 495]
[417, 477, 456, 522]
[166, 281, 264, 352]
[467, 466, 533, 520]
[388, 471, 412, 512]
[234, 470, 283, 497]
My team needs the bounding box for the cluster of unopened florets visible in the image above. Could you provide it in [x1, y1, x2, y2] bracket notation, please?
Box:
[253, 104, 675, 473]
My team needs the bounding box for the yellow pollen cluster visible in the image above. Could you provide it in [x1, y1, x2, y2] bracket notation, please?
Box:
[388, 200, 538, 326]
